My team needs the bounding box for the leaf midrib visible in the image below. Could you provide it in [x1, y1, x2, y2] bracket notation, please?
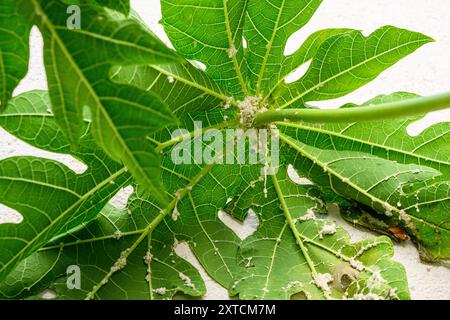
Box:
[279, 133, 449, 234]
[31, 0, 165, 200]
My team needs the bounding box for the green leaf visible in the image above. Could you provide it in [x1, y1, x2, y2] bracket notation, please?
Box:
[276, 26, 433, 108]
[1, 0, 447, 301]
[244, 0, 322, 94]
[278, 93, 450, 260]
[112, 62, 229, 115]
[161, 0, 248, 97]
[227, 167, 409, 300]
[0, 91, 131, 281]
[280, 134, 450, 261]
[265, 28, 353, 101]
[1, 156, 255, 298]
[0, 200, 206, 300]
[14, 0, 183, 203]
[0, 0, 32, 109]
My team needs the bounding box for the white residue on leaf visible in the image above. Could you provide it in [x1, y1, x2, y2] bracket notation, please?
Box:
[398, 209, 415, 230]
[223, 96, 233, 109]
[110, 249, 130, 272]
[349, 258, 364, 271]
[319, 223, 337, 239]
[383, 203, 394, 217]
[237, 96, 266, 127]
[144, 250, 153, 264]
[168, 76, 175, 83]
[299, 208, 317, 222]
[389, 288, 399, 300]
[179, 272, 196, 289]
[354, 241, 379, 258]
[172, 206, 180, 221]
[227, 44, 237, 58]
[154, 287, 167, 295]
[114, 230, 123, 240]
[245, 257, 253, 268]
[314, 273, 333, 293]
[283, 281, 303, 291]
[352, 293, 385, 300]
[366, 269, 385, 291]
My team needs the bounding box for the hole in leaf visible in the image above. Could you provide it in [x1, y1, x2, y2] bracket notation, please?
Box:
[406, 109, 450, 137]
[109, 185, 134, 209]
[218, 209, 259, 240]
[290, 291, 308, 300]
[14, 27, 47, 95]
[0, 128, 88, 174]
[189, 60, 207, 71]
[284, 61, 311, 84]
[284, 28, 312, 56]
[288, 164, 313, 185]
[332, 264, 359, 292]
[242, 37, 247, 49]
[174, 240, 229, 299]
[40, 289, 57, 300]
[0, 203, 23, 225]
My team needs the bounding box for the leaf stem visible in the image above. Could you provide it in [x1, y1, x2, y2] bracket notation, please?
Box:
[254, 91, 450, 126]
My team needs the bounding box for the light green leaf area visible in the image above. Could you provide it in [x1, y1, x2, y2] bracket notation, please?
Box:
[0, 91, 130, 281]
[275, 27, 433, 108]
[264, 28, 353, 102]
[281, 136, 450, 260]
[161, 0, 248, 98]
[278, 93, 450, 175]
[0, 200, 206, 300]
[226, 167, 409, 300]
[278, 93, 450, 260]
[112, 62, 229, 116]
[111, 62, 240, 152]
[0, 0, 32, 109]
[15, 0, 183, 203]
[1, 147, 261, 299]
[244, 0, 322, 94]
[153, 141, 259, 288]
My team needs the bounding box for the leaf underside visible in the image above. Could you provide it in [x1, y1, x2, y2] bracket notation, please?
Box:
[0, 0, 448, 301]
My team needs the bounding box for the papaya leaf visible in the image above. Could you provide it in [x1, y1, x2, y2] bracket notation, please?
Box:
[6, 0, 184, 203]
[0, 91, 131, 280]
[226, 167, 409, 300]
[0, 200, 206, 300]
[279, 92, 450, 260]
[275, 27, 433, 108]
[0, 0, 32, 109]
[1, 0, 448, 301]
